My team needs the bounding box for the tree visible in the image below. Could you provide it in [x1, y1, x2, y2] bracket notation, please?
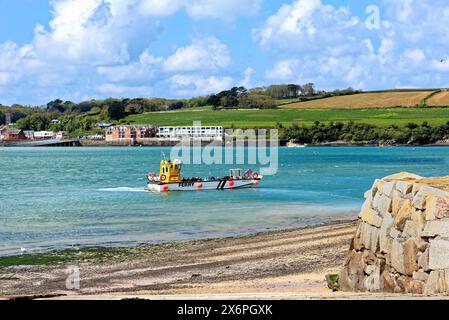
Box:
[168, 101, 185, 110]
[0, 110, 5, 125]
[238, 92, 277, 109]
[28, 113, 50, 131]
[106, 100, 126, 120]
[303, 83, 315, 96]
[10, 110, 27, 123]
[47, 99, 65, 112]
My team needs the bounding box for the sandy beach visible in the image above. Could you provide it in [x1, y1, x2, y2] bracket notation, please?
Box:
[0, 221, 358, 299]
[2, 220, 447, 300]
[2, 219, 443, 300]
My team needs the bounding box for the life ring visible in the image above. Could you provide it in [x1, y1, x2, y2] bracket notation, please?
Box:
[160, 174, 167, 181]
[252, 172, 259, 179]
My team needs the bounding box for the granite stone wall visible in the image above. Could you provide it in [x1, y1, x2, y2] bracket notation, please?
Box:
[339, 172, 449, 295]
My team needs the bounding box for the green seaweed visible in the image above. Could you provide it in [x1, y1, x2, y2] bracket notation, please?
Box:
[0, 243, 181, 269]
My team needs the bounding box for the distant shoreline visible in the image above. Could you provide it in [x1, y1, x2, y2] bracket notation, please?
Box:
[2, 141, 449, 147]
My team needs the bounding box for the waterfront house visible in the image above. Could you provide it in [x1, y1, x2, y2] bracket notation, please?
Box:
[56, 131, 66, 140]
[157, 126, 223, 139]
[51, 119, 61, 125]
[23, 130, 35, 139]
[3, 128, 27, 141]
[34, 131, 55, 140]
[105, 125, 157, 141]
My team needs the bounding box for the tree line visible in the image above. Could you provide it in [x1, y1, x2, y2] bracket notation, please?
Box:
[281, 121, 449, 145]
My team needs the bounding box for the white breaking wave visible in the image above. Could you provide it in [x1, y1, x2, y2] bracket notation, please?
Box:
[98, 187, 146, 193]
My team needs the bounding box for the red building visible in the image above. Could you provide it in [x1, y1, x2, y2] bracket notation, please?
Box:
[3, 128, 27, 141]
[105, 125, 157, 141]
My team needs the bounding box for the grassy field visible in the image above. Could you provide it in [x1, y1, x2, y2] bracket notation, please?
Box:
[280, 91, 434, 109]
[427, 90, 449, 106]
[125, 107, 449, 128]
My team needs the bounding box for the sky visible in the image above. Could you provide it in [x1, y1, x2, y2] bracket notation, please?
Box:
[0, 0, 449, 106]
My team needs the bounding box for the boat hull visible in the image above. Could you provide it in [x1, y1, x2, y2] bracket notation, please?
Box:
[146, 178, 261, 192]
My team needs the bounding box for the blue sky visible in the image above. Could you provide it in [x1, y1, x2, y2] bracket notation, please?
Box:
[0, 0, 448, 105]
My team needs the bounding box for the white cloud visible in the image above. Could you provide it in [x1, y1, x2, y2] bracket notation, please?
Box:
[97, 50, 163, 84]
[139, 0, 261, 20]
[239, 67, 255, 88]
[170, 74, 233, 95]
[253, 0, 360, 52]
[265, 59, 299, 81]
[0, 0, 244, 104]
[163, 37, 230, 72]
[401, 48, 425, 65]
[255, 0, 449, 90]
[186, 0, 261, 20]
[139, 0, 184, 16]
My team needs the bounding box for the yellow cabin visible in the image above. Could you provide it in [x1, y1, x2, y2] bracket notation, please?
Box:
[159, 160, 182, 183]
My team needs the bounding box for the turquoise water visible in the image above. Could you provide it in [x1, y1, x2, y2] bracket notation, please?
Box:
[1, 146, 449, 255]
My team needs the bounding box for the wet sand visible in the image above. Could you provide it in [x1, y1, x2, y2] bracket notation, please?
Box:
[4, 219, 446, 300]
[1, 221, 360, 299]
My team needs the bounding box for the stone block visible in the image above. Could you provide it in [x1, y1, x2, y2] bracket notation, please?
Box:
[406, 280, 424, 294]
[382, 181, 396, 198]
[391, 238, 405, 275]
[424, 271, 446, 295]
[371, 179, 384, 195]
[413, 271, 429, 282]
[377, 194, 392, 215]
[390, 227, 401, 239]
[394, 200, 412, 231]
[426, 196, 449, 220]
[402, 220, 421, 238]
[413, 186, 449, 210]
[445, 269, 449, 294]
[371, 192, 382, 212]
[395, 181, 413, 196]
[339, 251, 366, 292]
[379, 212, 394, 254]
[429, 239, 449, 270]
[392, 196, 406, 216]
[360, 222, 380, 251]
[422, 219, 449, 238]
[380, 269, 396, 292]
[359, 207, 383, 228]
[418, 248, 430, 272]
[363, 265, 381, 292]
[412, 183, 423, 197]
[403, 238, 419, 276]
[411, 209, 425, 233]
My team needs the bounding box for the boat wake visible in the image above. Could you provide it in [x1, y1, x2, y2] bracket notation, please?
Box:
[98, 187, 146, 193]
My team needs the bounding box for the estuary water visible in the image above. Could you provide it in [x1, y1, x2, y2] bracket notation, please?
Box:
[1, 146, 449, 255]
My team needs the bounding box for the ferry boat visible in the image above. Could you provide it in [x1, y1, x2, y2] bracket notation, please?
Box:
[146, 158, 262, 192]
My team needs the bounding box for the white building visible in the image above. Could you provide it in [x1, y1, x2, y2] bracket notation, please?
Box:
[157, 126, 223, 139]
[34, 131, 55, 139]
[23, 130, 35, 139]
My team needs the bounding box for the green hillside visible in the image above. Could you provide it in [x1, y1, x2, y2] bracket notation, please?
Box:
[125, 107, 449, 128]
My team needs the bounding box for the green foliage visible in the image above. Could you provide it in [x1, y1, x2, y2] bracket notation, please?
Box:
[282, 121, 449, 145]
[15, 113, 50, 131]
[168, 101, 185, 110]
[208, 86, 247, 109]
[106, 99, 126, 120]
[238, 92, 277, 109]
[0, 110, 4, 125]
